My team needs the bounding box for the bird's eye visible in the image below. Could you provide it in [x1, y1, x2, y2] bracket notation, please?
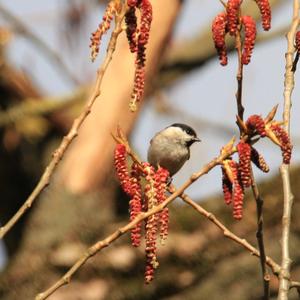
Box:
[185, 128, 194, 136]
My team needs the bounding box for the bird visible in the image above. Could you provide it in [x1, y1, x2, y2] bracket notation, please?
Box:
[147, 123, 200, 176]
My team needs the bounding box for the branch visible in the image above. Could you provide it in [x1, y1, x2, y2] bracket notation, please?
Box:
[0, 5, 126, 240]
[290, 281, 300, 297]
[278, 0, 299, 299]
[171, 188, 281, 276]
[0, 4, 79, 86]
[235, 27, 245, 128]
[251, 176, 270, 300]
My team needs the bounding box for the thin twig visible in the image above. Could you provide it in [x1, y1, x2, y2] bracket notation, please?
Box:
[290, 281, 300, 288]
[278, 1, 299, 299]
[0, 4, 79, 86]
[290, 281, 300, 298]
[235, 16, 270, 299]
[171, 188, 281, 276]
[251, 176, 270, 300]
[235, 28, 245, 124]
[0, 5, 126, 240]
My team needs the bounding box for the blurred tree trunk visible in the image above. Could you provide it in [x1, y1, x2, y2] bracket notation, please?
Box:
[58, 0, 182, 194]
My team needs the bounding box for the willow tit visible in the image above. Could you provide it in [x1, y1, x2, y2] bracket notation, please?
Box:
[147, 123, 200, 176]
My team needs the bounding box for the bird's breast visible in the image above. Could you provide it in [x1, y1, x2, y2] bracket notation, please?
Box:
[147, 140, 189, 175]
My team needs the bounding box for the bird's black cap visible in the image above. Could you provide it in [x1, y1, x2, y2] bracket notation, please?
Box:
[170, 123, 197, 138]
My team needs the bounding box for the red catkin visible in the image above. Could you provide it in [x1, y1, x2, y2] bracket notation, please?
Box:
[233, 177, 244, 220]
[251, 147, 269, 173]
[129, 163, 143, 247]
[237, 141, 252, 188]
[154, 167, 170, 244]
[138, 0, 152, 48]
[128, 0, 139, 7]
[125, 7, 138, 53]
[130, 67, 145, 112]
[246, 114, 266, 137]
[212, 12, 228, 66]
[145, 265, 155, 284]
[270, 124, 292, 164]
[114, 144, 133, 195]
[226, 0, 242, 36]
[143, 163, 159, 284]
[129, 0, 153, 111]
[255, 0, 271, 31]
[89, 2, 116, 62]
[241, 15, 256, 65]
[221, 166, 233, 205]
[144, 214, 158, 284]
[228, 160, 245, 220]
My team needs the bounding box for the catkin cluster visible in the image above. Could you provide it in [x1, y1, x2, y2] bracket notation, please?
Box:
[212, 0, 271, 66]
[114, 144, 169, 283]
[221, 110, 292, 220]
[89, 1, 121, 62]
[125, 0, 153, 112]
[89, 0, 153, 112]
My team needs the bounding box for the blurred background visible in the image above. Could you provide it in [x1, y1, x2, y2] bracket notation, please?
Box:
[0, 0, 300, 299]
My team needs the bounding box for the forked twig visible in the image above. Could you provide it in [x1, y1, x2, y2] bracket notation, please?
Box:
[171, 188, 281, 276]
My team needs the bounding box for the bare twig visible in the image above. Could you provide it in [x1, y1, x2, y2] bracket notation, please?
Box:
[290, 281, 300, 288]
[290, 281, 300, 297]
[0, 4, 79, 86]
[0, 5, 126, 240]
[251, 176, 270, 300]
[235, 29, 245, 124]
[278, 1, 299, 299]
[171, 188, 281, 276]
[235, 16, 270, 298]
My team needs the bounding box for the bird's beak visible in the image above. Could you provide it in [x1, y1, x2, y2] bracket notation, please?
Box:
[193, 137, 201, 143]
[187, 137, 201, 146]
